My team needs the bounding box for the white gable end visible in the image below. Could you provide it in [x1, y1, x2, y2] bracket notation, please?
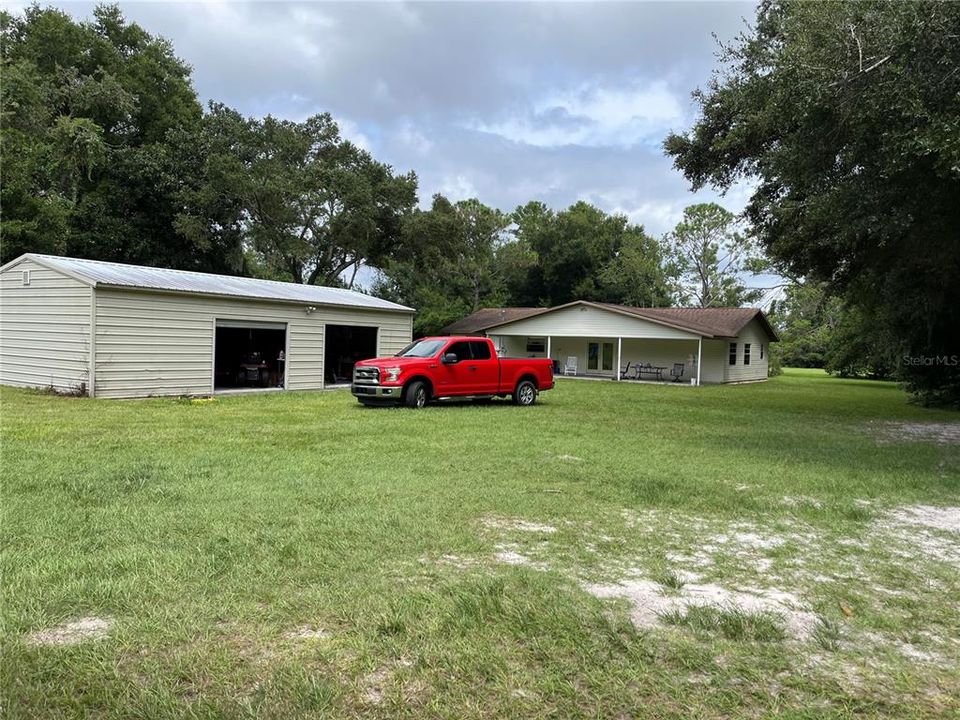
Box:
[488, 304, 700, 340]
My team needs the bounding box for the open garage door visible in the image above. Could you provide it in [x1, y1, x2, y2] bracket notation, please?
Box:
[325, 324, 378, 384]
[214, 320, 287, 390]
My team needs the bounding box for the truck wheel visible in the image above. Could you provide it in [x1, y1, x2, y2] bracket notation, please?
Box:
[404, 380, 429, 409]
[513, 379, 537, 406]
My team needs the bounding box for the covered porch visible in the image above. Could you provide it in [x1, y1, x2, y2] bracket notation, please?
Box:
[491, 334, 706, 385]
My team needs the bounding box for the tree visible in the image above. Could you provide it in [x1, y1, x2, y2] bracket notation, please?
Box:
[513, 201, 669, 307]
[177, 105, 418, 285]
[0, 5, 224, 270]
[664, 0, 960, 404]
[664, 203, 765, 308]
[374, 195, 511, 335]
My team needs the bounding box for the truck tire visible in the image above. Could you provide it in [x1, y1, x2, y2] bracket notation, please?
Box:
[513, 379, 538, 406]
[404, 380, 429, 409]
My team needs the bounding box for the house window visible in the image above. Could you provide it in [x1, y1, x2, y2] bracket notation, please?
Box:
[729, 342, 737, 365]
[21, 270, 31, 286]
[525, 337, 546, 354]
[760, 344, 764, 360]
[744, 343, 751, 365]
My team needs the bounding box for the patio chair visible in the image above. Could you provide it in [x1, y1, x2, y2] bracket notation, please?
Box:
[619, 361, 633, 380]
[670, 363, 685, 382]
[564, 356, 578, 376]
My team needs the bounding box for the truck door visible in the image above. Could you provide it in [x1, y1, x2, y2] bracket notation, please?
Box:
[437, 340, 474, 395]
[467, 340, 501, 394]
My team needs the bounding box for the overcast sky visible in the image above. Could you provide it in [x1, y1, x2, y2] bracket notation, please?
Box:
[28, 1, 758, 239]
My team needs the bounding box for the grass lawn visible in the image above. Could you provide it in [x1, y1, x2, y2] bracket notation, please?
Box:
[2, 369, 958, 718]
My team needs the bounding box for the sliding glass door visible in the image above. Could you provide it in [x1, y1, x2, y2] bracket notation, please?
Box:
[587, 342, 614, 372]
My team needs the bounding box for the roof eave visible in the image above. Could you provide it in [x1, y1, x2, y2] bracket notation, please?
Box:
[95, 282, 416, 313]
[2, 254, 98, 287]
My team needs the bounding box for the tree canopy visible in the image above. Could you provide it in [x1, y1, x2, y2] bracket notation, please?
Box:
[0, 5, 218, 269]
[664, 0, 960, 404]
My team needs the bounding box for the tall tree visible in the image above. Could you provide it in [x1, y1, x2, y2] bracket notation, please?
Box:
[0, 5, 222, 269]
[177, 105, 418, 285]
[513, 201, 669, 307]
[664, 0, 960, 404]
[374, 195, 510, 335]
[664, 203, 765, 308]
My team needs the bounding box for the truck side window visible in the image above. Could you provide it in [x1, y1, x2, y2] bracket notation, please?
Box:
[469, 341, 491, 360]
[447, 341, 472, 361]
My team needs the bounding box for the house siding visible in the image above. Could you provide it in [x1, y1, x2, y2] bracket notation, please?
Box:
[724, 319, 770, 382]
[94, 288, 412, 399]
[0, 259, 92, 392]
[489, 304, 700, 340]
[488, 314, 770, 385]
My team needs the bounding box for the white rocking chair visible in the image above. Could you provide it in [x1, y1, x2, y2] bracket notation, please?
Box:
[564, 356, 578, 376]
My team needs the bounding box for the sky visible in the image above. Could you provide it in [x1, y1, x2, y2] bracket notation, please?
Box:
[10, 1, 776, 295]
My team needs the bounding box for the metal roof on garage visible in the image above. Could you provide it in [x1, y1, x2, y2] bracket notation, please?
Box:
[8, 254, 414, 312]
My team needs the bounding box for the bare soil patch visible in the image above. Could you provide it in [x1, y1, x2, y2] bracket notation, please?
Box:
[584, 574, 818, 641]
[25, 616, 114, 646]
[869, 421, 960, 445]
[282, 625, 330, 641]
[483, 516, 557, 534]
[361, 657, 413, 705]
[890, 505, 960, 534]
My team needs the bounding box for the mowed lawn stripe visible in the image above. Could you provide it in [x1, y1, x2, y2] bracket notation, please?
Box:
[2, 369, 958, 718]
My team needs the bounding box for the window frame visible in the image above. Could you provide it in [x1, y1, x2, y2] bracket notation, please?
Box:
[468, 340, 491, 360]
[744, 343, 751, 366]
[525, 337, 546, 354]
[728, 342, 737, 366]
[447, 340, 473, 362]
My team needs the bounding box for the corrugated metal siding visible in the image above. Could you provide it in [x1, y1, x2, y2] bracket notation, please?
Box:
[94, 288, 412, 399]
[0, 259, 92, 392]
[491, 304, 699, 340]
[724, 319, 770, 382]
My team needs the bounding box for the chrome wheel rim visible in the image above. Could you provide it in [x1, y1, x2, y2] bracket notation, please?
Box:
[519, 384, 535, 404]
[415, 388, 426, 407]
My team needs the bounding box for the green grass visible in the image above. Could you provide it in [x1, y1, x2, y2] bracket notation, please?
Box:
[2, 369, 958, 718]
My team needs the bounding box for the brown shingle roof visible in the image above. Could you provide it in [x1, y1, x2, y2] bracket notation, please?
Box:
[449, 301, 779, 340]
[439, 307, 549, 335]
[593, 304, 778, 340]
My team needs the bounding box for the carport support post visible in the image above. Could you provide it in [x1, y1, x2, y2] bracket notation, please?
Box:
[616, 337, 622, 381]
[546, 336, 551, 363]
[696, 337, 702, 386]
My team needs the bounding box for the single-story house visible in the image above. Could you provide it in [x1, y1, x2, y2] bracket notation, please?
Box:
[440, 301, 779, 384]
[0, 254, 414, 398]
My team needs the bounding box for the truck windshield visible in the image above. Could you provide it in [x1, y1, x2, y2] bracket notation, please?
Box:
[395, 339, 447, 358]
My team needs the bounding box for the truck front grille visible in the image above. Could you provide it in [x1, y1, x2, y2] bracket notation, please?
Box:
[353, 367, 380, 385]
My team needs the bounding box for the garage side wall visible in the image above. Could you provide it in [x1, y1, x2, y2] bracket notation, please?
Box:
[0, 259, 92, 393]
[94, 288, 412, 398]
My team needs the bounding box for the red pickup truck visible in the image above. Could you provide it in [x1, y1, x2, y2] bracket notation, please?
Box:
[351, 336, 555, 408]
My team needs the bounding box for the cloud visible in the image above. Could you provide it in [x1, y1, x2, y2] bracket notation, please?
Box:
[474, 80, 686, 148]
[28, 1, 759, 242]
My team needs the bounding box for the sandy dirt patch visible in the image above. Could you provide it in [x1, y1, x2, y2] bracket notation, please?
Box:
[483, 516, 557, 534]
[890, 505, 960, 534]
[869, 421, 960, 445]
[282, 625, 330, 641]
[361, 658, 413, 705]
[584, 573, 818, 641]
[25, 616, 114, 646]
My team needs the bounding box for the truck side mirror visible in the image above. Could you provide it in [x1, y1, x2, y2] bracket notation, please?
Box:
[441, 352, 458, 364]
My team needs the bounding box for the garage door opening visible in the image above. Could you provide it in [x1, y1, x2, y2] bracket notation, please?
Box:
[325, 325, 378, 384]
[214, 321, 287, 391]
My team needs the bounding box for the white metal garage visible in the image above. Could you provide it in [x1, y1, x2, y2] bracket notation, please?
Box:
[0, 254, 414, 398]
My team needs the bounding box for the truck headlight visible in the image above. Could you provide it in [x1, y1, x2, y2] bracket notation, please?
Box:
[384, 367, 402, 382]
